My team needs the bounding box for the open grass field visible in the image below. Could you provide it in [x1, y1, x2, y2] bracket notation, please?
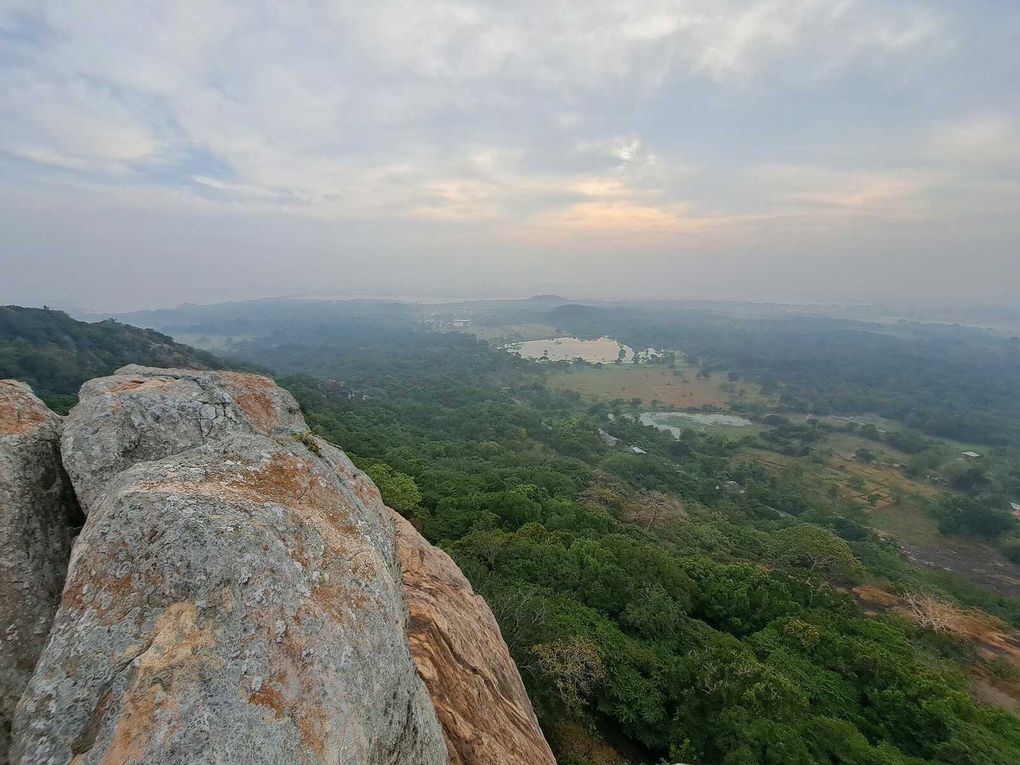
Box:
[744, 445, 1020, 601]
[870, 501, 1020, 600]
[545, 363, 768, 409]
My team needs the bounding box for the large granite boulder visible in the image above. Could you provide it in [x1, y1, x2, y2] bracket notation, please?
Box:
[394, 512, 556, 765]
[0, 381, 78, 763]
[61, 366, 308, 515]
[12, 368, 446, 764]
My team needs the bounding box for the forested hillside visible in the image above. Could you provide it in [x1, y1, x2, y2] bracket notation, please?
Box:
[226, 313, 1020, 765]
[0, 306, 225, 412]
[545, 304, 1020, 447]
[5, 300, 1020, 764]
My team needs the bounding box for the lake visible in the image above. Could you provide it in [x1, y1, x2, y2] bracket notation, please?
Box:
[639, 411, 754, 437]
[504, 336, 634, 363]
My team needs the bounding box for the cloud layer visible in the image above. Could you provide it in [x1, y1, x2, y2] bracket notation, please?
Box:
[1, 0, 1018, 308]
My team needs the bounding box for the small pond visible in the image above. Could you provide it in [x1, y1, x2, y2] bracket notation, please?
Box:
[504, 336, 633, 363]
[639, 411, 754, 437]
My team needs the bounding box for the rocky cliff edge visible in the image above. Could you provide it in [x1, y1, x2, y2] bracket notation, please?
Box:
[0, 367, 552, 765]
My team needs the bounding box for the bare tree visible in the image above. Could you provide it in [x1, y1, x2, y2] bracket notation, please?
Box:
[902, 591, 956, 633]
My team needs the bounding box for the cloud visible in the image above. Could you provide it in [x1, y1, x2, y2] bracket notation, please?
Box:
[692, 1, 940, 84]
[524, 201, 715, 242]
[930, 114, 1020, 167]
[0, 1, 948, 215]
[0, 71, 168, 172]
[1, 1, 1016, 309]
[747, 164, 936, 221]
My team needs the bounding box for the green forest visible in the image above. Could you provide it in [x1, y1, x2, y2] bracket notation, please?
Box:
[4, 301, 1020, 764]
[543, 304, 1020, 447]
[232, 307, 1020, 765]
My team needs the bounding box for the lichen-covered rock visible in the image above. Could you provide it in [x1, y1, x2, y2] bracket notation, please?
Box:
[394, 512, 556, 765]
[61, 366, 308, 515]
[0, 381, 78, 763]
[13, 368, 446, 765]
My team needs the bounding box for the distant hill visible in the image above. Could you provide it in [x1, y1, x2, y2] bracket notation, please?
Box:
[0, 306, 226, 412]
[524, 294, 569, 304]
[73, 298, 416, 339]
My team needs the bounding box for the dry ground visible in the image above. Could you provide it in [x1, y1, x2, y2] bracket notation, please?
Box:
[545, 364, 764, 408]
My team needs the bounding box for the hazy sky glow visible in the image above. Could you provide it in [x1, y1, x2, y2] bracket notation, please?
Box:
[1, 1, 1018, 310]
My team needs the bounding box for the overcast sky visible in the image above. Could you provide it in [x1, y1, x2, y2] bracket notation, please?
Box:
[1, 1, 1018, 311]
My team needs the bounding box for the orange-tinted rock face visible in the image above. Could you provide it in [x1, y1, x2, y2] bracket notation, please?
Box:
[0, 383, 47, 435]
[219, 371, 296, 434]
[393, 512, 556, 765]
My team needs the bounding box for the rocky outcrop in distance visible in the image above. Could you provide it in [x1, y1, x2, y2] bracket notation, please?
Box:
[0, 382, 80, 763]
[0, 367, 552, 765]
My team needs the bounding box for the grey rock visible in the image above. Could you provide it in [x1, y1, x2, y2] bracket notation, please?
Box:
[61, 366, 307, 515]
[13, 369, 446, 764]
[0, 381, 79, 763]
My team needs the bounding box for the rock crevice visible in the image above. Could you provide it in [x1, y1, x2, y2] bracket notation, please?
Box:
[0, 381, 80, 763]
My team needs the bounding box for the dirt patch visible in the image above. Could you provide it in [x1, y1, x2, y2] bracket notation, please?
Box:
[852, 585, 900, 608]
[852, 585, 1020, 715]
[854, 585, 1020, 663]
[969, 668, 1020, 716]
[931, 609, 1020, 663]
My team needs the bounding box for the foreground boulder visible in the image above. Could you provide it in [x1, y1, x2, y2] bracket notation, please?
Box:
[60, 365, 309, 515]
[394, 512, 556, 765]
[0, 381, 79, 763]
[13, 367, 446, 764]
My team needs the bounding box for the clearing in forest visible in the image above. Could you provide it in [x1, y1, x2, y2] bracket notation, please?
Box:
[545, 363, 765, 409]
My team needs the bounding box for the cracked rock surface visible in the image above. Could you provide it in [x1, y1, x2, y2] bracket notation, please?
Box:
[0, 381, 79, 763]
[12, 367, 446, 765]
